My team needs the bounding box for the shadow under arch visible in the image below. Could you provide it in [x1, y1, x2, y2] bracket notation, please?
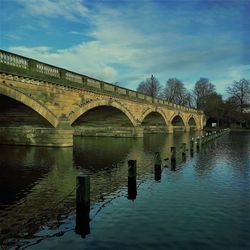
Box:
[188, 116, 198, 130]
[141, 109, 168, 134]
[0, 84, 58, 127]
[140, 108, 168, 127]
[170, 112, 185, 131]
[69, 99, 137, 127]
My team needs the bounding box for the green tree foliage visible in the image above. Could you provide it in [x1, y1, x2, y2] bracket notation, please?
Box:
[204, 93, 224, 126]
[223, 96, 242, 124]
[137, 75, 162, 98]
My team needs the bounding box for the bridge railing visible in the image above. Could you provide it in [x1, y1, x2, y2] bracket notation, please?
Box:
[0, 49, 202, 114]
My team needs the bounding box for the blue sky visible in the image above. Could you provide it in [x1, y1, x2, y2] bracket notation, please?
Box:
[1, 0, 249, 96]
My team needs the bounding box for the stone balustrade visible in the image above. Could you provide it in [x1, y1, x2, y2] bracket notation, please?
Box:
[0, 49, 202, 115]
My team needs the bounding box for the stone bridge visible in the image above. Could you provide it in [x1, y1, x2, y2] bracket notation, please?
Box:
[0, 50, 205, 147]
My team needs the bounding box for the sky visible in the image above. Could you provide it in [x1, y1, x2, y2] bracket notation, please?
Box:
[1, 0, 249, 96]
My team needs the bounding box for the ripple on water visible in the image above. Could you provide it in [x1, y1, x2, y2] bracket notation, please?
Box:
[0, 132, 249, 250]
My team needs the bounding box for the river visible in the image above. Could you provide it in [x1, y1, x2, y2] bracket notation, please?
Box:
[0, 131, 249, 249]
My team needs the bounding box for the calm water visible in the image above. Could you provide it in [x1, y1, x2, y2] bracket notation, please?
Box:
[0, 131, 249, 250]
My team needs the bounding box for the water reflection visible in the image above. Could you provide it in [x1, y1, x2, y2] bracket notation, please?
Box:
[0, 130, 205, 245]
[0, 146, 52, 206]
[73, 137, 134, 172]
[0, 146, 76, 241]
[1, 130, 247, 250]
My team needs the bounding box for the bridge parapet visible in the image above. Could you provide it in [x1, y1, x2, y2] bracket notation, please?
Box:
[0, 49, 202, 115]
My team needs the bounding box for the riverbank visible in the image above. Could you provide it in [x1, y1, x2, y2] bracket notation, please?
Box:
[204, 127, 250, 132]
[229, 128, 250, 132]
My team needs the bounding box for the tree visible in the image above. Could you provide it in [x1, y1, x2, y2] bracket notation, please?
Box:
[137, 75, 162, 98]
[162, 78, 192, 106]
[205, 93, 224, 126]
[227, 79, 250, 115]
[185, 91, 195, 108]
[193, 78, 216, 109]
[223, 96, 242, 125]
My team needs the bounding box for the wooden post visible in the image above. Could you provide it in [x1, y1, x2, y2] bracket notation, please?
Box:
[154, 164, 161, 181]
[154, 152, 162, 181]
[205, 133, 209, 143]
[208, 132, 212, 142]
[182, 143, 186, 162]
[154, 152, 162, 166]
[201, 136, 205, 146]
[171, 146, 176, 163]
[182, 143, 186, 156]
[170, 146, 177, 170]
[75, 175, 90, 238]
[190, 138, 194, 156]
[76, 175, 90, 205]
[128, 160, 136, 178]
[196, 137, 200, 151]
[128, 160, 137, 200]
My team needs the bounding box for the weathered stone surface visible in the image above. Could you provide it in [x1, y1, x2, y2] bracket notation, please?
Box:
[0, 127, 73, 147]
[0, 50, 204, 147]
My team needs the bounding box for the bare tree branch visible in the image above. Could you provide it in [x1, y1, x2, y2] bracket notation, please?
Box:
[137, 75, 162, 98]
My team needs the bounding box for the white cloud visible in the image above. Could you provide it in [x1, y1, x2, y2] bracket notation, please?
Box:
[70, 31, 83, 35]
[10, 46, 51, 54]
[227, 65, 250, 81]
[17, 0, 88, 20]
[7, 0, 249, 94]
[210, 65, 250, 96]
[5, 34, 22, 40]
[10, 43, 119, 80]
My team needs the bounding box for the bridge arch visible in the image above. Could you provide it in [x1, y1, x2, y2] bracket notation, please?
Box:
[140, 108, 168, 127]
[187, 115, 198, 126]
[140, 108, 169, 134]
[0, 84, 58, 127]
[170, 112, 185, 126]
[69, 99, 137, 127]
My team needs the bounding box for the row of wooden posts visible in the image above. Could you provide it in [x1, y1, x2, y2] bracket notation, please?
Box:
[171, 128, 230, 163]
[75, 128, 230, 237]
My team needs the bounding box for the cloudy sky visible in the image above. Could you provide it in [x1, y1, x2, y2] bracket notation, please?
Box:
[1, 0, 249, 96]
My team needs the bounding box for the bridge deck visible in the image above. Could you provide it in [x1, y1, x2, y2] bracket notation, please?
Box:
[0, 49, 201, 115]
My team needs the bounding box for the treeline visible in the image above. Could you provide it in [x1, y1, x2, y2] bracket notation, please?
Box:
[136, 76, 250, 128]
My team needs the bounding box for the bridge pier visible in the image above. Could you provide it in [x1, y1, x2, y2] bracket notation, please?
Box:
[134, 126, 144, 137]
[185, 125, 190, 132]
[0, 50, 204, 147]
[73, 125, 144, 138]
[166, 125, 174, 133]
[143, 126, 169, 134]
[0, 125, 73, 147]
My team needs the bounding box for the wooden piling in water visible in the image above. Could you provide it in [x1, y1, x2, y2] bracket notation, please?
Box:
[75, 175, 90, 238]
[154, 164, 162, 181]
[76, 175, 90, 205]
[128, 160, 137, 178]
[128, 160, 137, 200]
[196, 137, 200, 151]
[182, 143, 186, 156]
[154, 152, 162, 181]
[190, 138, 194, 156]
[171, 146, 176, 164]
[181, 143, 187, 161]
[154, 152, 162, 166]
